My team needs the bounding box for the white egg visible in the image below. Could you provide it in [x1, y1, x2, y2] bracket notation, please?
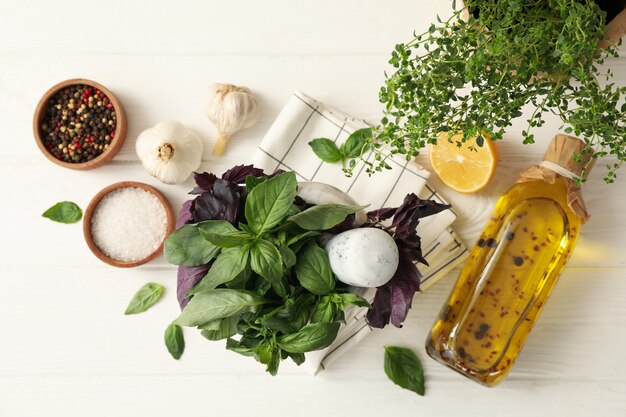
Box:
[325, 228, 399, 288]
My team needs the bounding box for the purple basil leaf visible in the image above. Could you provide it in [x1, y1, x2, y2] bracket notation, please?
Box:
[392, 194, 451, 239]
[176, 199, 195, 229]
[190, 172, 218, 195]
[367, 207, 397, 222]
[367, 286, 392, 328]
[221, 164, 266, 184]
[192, 179, 241, 223]
[177, 264, 210, 309]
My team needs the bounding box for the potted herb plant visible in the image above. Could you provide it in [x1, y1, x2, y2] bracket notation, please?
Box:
[359, 0, 626, 183]
[161, 165, 450, 374]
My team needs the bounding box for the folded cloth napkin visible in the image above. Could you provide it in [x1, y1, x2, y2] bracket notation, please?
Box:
[251, 91, 468, 374]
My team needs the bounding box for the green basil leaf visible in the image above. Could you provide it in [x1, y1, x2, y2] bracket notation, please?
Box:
[288, 204, 366, 230]
[164, 323, 185, 360]
[200, 315, 239, 341]
[225, 263, 252, 289]
[245, 171, 297, 235]
[277, 322, 340, 353]
[245, 176, 267, 192]
[174, 289, 264, 327]
[286, 230, 321, 246]
[278, 245, 297, 269]
[42, 201, 82, 224]
[187, 247, 250, 296]
[288, 352, 306, 366]
[200, 229, 251, 248]
[384, 346, 425, 396]
[226, 338, 255, 357]
[308, 138, 343, 163]
[124, 282, 164, 315]
[340, 127, 372, 158]
[310, 296, 335, 323]
[254, 344, 281, 376]
[164, 221, 234, 266]
[295, 243, 335, 295]
[261, 293, 315, 333]
[250, 239, 283, 283]
[337, 292, 371, 308]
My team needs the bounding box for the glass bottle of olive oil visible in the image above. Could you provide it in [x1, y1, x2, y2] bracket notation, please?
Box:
[426, 135, 593, 387]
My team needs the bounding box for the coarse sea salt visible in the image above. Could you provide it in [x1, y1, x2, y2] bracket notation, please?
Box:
[91, 187, 168, 262]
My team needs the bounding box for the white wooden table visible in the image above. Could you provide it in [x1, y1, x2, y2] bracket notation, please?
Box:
[1, 1, 625, 416]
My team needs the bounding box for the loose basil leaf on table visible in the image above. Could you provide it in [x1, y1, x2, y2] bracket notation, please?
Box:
[124, 282, 164, 315]
[277, 322, 340, 353]
[164, 220, 234, 266]
[250, 239, 283, 283]
[200, 315, 239, 341]
[174, 289, 265, 327]
[288, 204, 365, 230]
[42, 201, 82, 224]
[384, 346, 425, 396]
[245, 171, 297, 235]
[340, 128, 372, 158]
[308, 138, 343, 163]
[164, 323, 185, 360]
[295, 243, 335, 295]
[187, 247, 250, 296]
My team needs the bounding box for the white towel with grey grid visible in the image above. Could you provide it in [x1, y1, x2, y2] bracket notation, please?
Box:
[251, 91, 468, 374]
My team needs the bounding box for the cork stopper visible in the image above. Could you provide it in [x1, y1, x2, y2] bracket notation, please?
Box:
[542, 134, 595, 179]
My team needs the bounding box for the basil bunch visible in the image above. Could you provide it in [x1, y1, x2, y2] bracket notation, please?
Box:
[164, 171, 370, 375]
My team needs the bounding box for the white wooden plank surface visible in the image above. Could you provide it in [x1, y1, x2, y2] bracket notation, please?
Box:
[1, 1, 625, 416]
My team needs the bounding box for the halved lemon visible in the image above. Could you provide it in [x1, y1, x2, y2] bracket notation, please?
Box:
[429, 132, 498, 193]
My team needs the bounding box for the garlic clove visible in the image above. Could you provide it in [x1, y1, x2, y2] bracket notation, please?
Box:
[206, 83, 259, 156]
[136, 121, 203, 185]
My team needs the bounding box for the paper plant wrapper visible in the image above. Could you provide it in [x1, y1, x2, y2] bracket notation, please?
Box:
[250, 91, 468, 374]
[517, 134, 594, 223]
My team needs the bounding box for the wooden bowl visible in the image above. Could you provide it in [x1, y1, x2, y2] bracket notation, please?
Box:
[33, 78, 128, 170]
[83, 181, 175, 268]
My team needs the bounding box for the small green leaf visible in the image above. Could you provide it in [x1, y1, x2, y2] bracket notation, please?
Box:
[245, 172, 297, 235]
[288, 204, 365, 230]
[310, 296, 335, 323]
[340, 128, 372, 158]
[278, 245, 297, 269]
[288, 352, 306, 366]
[250, 239, 283, 283]
[245, 176, 266, 192]
[308, 138, 343, 163]
[124, 283, 164, 315]
[277, 322, 340, 353]
[187, 246, 250, 296]
[384, 346, 425, 396]
[338, 292, 371, 308]
[174, 289, 264, 327]
[164, 323, 185, 360]
[199, 229, 251, 248]
[42, 201, 82, 224]
[164, 221, 234, 266]
[226, 338, 255, 357]
[295, 243, 335, 295]
[200, 315, 239, 341]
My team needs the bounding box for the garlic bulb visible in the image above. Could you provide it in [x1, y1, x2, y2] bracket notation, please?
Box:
[136, 121, 203, 185]
[206, 83, 259, 156]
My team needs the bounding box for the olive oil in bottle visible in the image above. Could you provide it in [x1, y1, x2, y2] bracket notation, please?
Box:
[426, 135, 593, 386]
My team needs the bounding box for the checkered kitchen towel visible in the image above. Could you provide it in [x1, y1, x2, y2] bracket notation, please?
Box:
[251, 91, 468, 374]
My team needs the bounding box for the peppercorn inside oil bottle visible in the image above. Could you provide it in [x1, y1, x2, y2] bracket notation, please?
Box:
[426, 176, 583, 386]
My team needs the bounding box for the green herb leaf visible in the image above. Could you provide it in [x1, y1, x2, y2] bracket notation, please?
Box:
[200, 315, 239, 341]
[340, 128, 372, 158]
[308, 138, 343, 163]
[124, 282, 164, 315]
[164, 221, 234, 266]
[254, 344, 281, 376]
[337, 292, 371, 308]
[384, 346, 425, 396]
[286, 230, 321, 246]
[42, 201, 82, 224]
[310, 296, 335, 323]
[174, 289, 264, 327]
[187, 246, 250, 296]
[277, 322, 340, 353]
[250, 239, 283, 283]
[200, 229, 251, 248]
[260, 293, 315, 334]
[288, 352, 306, 366]
[295, 243, 335, 295]
[278, 245, 297, 269]
[164, 323, 185, 360]
[245, 172, 297, 235]
[287, 204, 365, 230]
[245, 175, 266, 192]
[226, 338, 256, 357]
